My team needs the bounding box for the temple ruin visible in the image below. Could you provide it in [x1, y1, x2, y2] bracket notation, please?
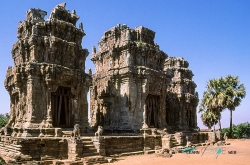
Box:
[0, 3, 219, 164]
[90, 25, 199, 132]
[3, 3, 91, 137]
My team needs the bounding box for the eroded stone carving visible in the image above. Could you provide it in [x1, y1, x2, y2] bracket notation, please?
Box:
[90, 25, 198, 133]
[4, 4, 91, 137]
[0, 4, 202, 164]
[95, 126, 103, 137]
[165, 57, 199, 131]
[72, 124, 80, 138]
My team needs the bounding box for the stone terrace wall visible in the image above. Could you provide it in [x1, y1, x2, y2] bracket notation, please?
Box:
[0, 136, 68, 162]
[103, 136, 161, 155]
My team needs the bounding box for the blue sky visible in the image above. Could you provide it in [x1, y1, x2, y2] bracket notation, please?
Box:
[0, 1, 249, 129]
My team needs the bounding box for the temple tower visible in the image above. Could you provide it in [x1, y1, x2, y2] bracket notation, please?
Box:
[90, 25, 199, 132]
[90, 25, 172, 131]
[165, 57, 199, 131]
[4, 3, 91, 137]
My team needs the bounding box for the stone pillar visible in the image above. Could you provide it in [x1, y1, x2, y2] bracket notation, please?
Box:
[46, 83, 53, 128]
[92, 137, 106, 156]
[24, 77, 40, 128]
[67, 138, 83, 161]
[142, 104, 148, 129]
[162, 135, 171, 148]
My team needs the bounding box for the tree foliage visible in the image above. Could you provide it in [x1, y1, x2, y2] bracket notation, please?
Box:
[200, 110, 219, 129]
[0, 157, 6, 165]
[222, 75, 246, 137]
[222, 122, 250, 139]
[0, 113, 9, 128]
[199, 78, 225, 130]
[199, 75, 246, 134]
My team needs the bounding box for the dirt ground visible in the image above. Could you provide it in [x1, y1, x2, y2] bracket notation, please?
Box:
[106, 140, 250, 165]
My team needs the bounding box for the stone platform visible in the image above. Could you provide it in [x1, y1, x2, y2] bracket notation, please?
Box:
[0, 130, 220, 164]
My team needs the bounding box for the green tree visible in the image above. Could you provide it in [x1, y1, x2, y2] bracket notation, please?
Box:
[0, 113, 9, 128]
[199, 75, 246, 135]
[200, 110, 219, 129]
[0, 157, 6, 165]
[199, 78, 225, 131]
[222, 122, 250, 139]
[222, 75, 246, 137]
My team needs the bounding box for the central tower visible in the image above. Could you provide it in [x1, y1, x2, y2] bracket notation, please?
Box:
[90, 24, 172, 131]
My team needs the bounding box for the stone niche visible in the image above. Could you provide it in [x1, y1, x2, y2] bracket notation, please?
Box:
[90, 24, 199, 133]
[2, 3, 91, 137]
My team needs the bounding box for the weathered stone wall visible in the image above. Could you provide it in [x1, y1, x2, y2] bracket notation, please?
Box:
[90, 24, 173, 131]
[144, 135, 162, 150]
[104, 136, 143, 155]
[165, 57, 199, 130]
[103, 136, 161, 155]
[2, 3, 91, 137]
[184, 132, 210, 144]
[90, 24, 199, 133]
[0, 136, 68, 162]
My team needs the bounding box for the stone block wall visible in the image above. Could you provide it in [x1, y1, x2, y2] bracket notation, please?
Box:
[103, 135, 162, 156]
[104, 136, 143, 155]
[143, 136, 162, 150]
[0, 136, 68, 162]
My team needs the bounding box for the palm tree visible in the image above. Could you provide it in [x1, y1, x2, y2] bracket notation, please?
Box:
[200, 110, 219, 130]
[199, 78, 225, 131]
[222, 75, 246, 138]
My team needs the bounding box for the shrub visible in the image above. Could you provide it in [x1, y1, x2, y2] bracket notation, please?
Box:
[222, 122, 250, 139]
[0, 113, 9, 128]
[0, 157, 6, 165]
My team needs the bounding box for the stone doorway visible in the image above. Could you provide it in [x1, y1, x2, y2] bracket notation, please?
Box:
[52, 86, 74, 127]
[145, 94, 160, 128]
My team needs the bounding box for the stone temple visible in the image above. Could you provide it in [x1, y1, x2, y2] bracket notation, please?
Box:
[0, 3, 220, 164]
[4, 3, 91, 137]
[90, 25, 199, 132]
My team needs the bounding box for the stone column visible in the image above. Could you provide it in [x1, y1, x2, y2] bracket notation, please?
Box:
[142, 104, 148, 129]
[24, 77, 39, 128]
[142, 78, 148, 129]
[45, 83, 53, 128]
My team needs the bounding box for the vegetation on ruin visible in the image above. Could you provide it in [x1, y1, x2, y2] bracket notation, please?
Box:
[199, 75, 246, 137]
[0, 157, 6, 165]
[0, 113, 9, 128]
[222, 122, 250, 139]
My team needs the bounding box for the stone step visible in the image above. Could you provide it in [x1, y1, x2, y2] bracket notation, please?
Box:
[82, 148, 97, 153]
[82, 155, 108, 164]
[80, 137, 92, 141]
[82, 152, 99, 157]
[83, 144, 95, 148]
[119, 151, 144, 156]
[62, 131, 72, 137]
[83, 147, 96, 151]
[82, 141, 93, 144]
[83, 148, 96, 153]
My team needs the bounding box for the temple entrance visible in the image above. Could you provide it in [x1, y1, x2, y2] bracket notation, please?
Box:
[51, 86, 74, 127]
[145, 94, 160, 128]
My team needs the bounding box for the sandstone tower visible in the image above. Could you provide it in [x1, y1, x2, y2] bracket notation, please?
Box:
[165, 57, 199, 130]
[90, 24, 198, 132]
[4, 3, 91, 137]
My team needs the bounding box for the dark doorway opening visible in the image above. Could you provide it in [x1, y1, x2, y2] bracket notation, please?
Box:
[145, 94, 160, 128]
[52, 86, 74, 127]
